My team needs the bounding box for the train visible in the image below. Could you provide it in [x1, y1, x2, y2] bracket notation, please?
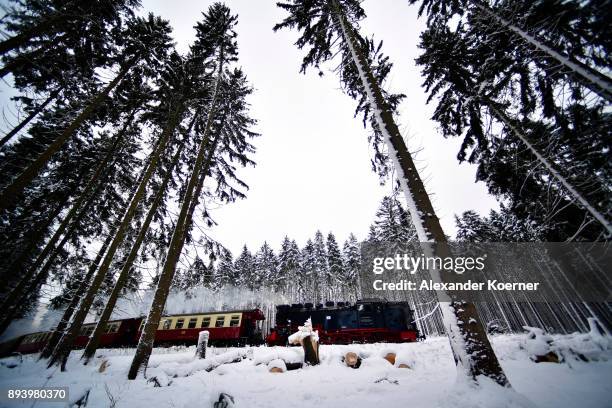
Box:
[2, 309, 265, 356]
[266, 299, 421, 345]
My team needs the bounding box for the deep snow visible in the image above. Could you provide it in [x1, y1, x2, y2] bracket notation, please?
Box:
[0, 334, 610, 408]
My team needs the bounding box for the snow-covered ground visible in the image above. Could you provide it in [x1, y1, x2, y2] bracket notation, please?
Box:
[0, 334, 610, 408]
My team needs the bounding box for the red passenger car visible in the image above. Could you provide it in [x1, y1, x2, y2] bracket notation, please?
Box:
[145, 309, 264, 346]
[8, 309, 265, 356]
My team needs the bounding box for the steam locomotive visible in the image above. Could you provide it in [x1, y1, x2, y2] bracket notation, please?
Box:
[2, 309, 265, 356]
[266, 299, 420, 345]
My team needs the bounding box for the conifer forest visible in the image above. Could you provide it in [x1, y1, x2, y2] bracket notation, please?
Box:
[0, 1, 609, 407]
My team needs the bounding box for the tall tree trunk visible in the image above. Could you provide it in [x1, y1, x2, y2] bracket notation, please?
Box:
[482, 98, 612, 235]
[470, 0, 612, 101]
[47, 103, 185, 370]
[128, 54, 225, 380]
[80, 116, 197, 364]
[332, 0, 509, 386]
[181, 108, 228, 244]
[39, 228, 115, 360]
[0, 58, 136, 212]
[0, 87, 62, 149]
[0, 117, 132, 335]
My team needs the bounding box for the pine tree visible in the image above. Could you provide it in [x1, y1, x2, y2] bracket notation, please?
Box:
[414, 2, 611, 239]
[0, 112, 138, 334]
[410, 0, 611, 100]
[128, 3, 258, 379]
[254, 242, 278, 289]
[0, 14, 173, 211]
[371, 195, 417, 245]
[342, 233, 361, 299]
[0, 1, 140, 148]
[215, 249, 235, 287]
[326, 232, 344, 300]
[455, 208, 544, 242]
[234, 245, 255, 289]
[312, 231, 329, 302]
[275, 0, 508, 386]
[46, 30, 185, 370]
[278, 236, 301, 300]
[300, 238, 317, 303]
[80, 125, 194, 364]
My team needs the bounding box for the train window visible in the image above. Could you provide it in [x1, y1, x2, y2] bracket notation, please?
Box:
[162, 319, 172, 330]
[201, 317, 211, 328]
[175, 319, 185, 329]
[229, 315, 240, 327]
[188, 318, 197, 329]
[215, 317, 225, 327]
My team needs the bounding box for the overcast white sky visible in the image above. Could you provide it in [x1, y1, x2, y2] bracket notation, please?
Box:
[1, 0, 498, 256]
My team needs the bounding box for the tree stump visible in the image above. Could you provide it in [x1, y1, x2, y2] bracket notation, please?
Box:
[302, 335, 319, 366]
[384, 353, 396, 366]
[343, 352, 361, 369]
[196, 330, 209, 359]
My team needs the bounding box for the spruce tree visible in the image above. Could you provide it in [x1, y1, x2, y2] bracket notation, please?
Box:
[278, 236, 301, 300]
[215, 249, 235, 287]
[254, 242, 278, 289]
[326, 232, 344, 300]
[234, 245, 255, 289]
[415, 5, 611, 239]
[275, 0, 508, 385]
[0, 14, 173, 211]
[342, 233, 361, 299]
[371, 196, 418, 245]
[300, 238, 317, 303]
[128, 3, 258, 379]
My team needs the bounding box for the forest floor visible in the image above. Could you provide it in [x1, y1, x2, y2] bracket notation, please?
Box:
[0, 333, 610, 408]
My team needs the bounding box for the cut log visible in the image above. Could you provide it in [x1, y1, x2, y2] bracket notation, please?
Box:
[302, 335, 319, 366]
[268, 358, 287, 373]
[534, 351, 560, 363]
[343, 352, 361, 369]
[384, 353, 396, 366]
[98, 360, 109, 373]
[205, 355, 246, 372]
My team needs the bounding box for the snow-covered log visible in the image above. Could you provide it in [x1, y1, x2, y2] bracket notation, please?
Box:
[196, 330, 210, 359]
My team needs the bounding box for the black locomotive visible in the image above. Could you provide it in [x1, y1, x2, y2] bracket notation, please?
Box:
[266, 299, 421, 345]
